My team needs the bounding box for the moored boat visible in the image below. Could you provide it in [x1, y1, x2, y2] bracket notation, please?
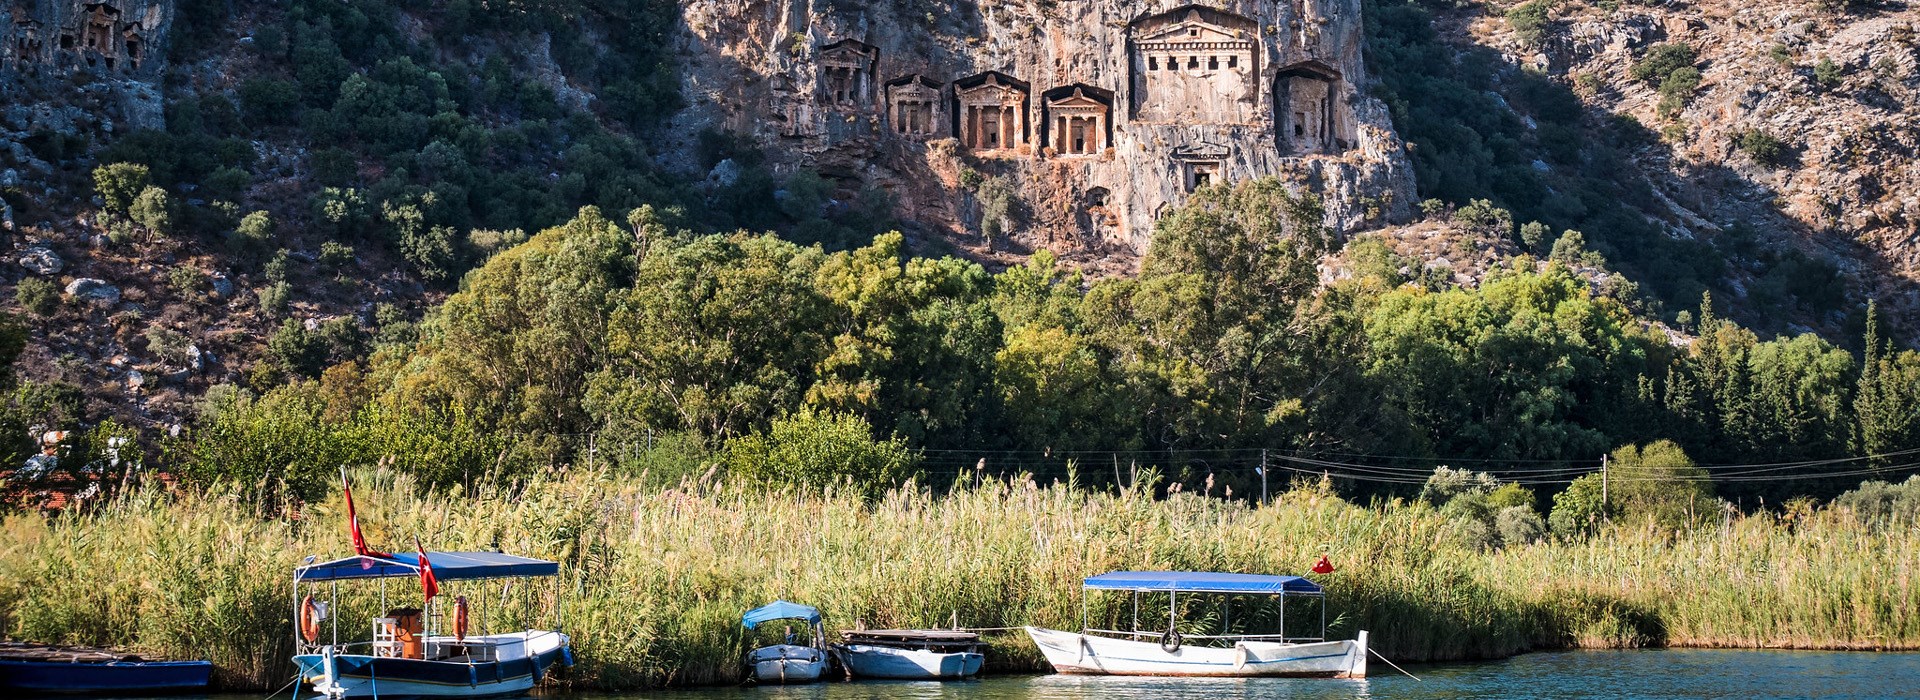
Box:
[834, 629, 985, 680]
[1025, 571, 1368, 678]
[291, 551, 574, 699]
[0, 643, 211, 695]
[741, 601, 829, 684]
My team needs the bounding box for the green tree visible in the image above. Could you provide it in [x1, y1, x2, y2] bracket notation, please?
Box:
[389, 206, 634, 443]
[588, 230, 832, 441]
[1363, 264, 1658, 459]
[805, 232, 1002, 447]
[1600, 440, 1716, 528]
[268, 319, 329, 379]
[1084, 178, 1333, 449]
[92, 162, 151, 214]
[721, 409, 920, 495]
[129, 186, 176, 237]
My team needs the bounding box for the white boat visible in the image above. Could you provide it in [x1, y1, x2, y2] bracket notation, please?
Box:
[746, 643, 827, 684]
[834, 629, 985, 679]
[1025, 571, 1368, 678]
[742, 601, 829, 684]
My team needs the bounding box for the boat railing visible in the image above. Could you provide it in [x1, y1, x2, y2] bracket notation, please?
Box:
[1081, 629, 1325, 643]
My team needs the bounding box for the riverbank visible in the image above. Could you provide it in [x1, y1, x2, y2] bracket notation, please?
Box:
[1, 469, 1916, 690]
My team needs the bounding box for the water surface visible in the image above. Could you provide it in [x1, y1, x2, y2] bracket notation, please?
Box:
[98, 649, 1920, 700]
[569, 649, 1920, 699]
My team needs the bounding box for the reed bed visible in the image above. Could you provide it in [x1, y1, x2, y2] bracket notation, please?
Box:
[1, 470, 1916, 690]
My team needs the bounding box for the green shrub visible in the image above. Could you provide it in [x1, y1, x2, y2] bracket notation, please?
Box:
[167, 265, 204, 299]
[232, 210, 274, 256]
[267, 318, 329, 379]
[1831, 476, 1920, 526]
[1631, 43, 1698, 84]
[16, 278, 59, 316]
[1814, 57, 1843, 87]
[130, 186, 176, 237]
[1505, 0, 1554, 47]
[1734, 130, 1786, 166]
[92, 162, 151, 214]
[722, 409, 920, 495]
[319, 241, 356, 270]
[258, 281, 291, 317]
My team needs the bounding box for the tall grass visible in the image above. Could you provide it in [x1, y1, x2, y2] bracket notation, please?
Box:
[1, 470, 1916, 690]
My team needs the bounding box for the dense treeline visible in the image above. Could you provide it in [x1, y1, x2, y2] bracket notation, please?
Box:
[127, 179, 1920, 508]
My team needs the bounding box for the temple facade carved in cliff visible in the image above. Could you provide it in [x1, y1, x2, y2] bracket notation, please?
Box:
[677, 0, 1414, 254]
[3, 0, 162, 75]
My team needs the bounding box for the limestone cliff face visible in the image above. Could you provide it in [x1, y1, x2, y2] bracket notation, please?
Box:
[1479, 0, 1920, 325]
[669, 0, 1417, 259]
[1, 0, 172, 179]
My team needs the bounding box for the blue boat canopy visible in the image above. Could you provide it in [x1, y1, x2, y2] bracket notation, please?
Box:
[295, 552, 558, 582]
[741, 600, 822, 629]
[1082, 571, 1323, 595]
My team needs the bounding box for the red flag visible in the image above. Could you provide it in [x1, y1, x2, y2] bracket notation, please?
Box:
[342, 469, 388, 560]
[1311, 555, 1335, 574]
[415, 537, 439, 606]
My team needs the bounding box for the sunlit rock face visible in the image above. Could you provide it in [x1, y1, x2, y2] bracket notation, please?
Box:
[1, 0, 171, 132]
[670, 0, 1416, 258]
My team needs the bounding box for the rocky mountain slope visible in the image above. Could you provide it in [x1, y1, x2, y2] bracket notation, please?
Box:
[1479, 0, 1920, 324]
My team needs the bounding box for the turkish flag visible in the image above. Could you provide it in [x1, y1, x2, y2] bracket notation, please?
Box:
[343, 469, 389, 560]
[1311, 555, 1335, 574]
[415, 537, 440, 606]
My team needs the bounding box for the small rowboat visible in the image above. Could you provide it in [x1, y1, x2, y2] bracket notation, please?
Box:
[742, 601, 829, 684]
[834, 629, 985, 680]
[1026, 571, 1369, 678]
[0, 643, 212, 694]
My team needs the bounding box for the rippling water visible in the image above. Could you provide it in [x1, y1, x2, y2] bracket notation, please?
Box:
[565, 649, 1920, 699]
[99, 649, 1920, 700]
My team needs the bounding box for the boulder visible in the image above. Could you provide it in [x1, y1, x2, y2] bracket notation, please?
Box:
[209, 273, 234, 298]
[64, 278, 122, 306]
[18, 246, 62, 275]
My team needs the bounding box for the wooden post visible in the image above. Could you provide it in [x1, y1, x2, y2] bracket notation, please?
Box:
[974, 458, 984, 490]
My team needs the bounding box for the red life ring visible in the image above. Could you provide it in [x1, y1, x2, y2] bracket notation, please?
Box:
[299, 595, 322, 643]
[452, 596, 469, 641]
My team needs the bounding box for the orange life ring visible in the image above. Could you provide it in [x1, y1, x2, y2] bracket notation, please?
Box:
[299, 595, 322, 643]
[452, 596, 469, 641]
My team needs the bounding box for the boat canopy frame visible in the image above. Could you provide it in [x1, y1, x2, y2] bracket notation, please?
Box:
[1078, 571, 1328, 644]
[290, 551, 564, 657]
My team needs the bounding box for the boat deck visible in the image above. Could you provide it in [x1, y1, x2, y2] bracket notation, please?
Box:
[844, 629, 983, 648]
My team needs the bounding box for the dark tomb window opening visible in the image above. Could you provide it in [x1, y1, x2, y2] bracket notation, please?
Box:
[1208, 56, 1218, 70]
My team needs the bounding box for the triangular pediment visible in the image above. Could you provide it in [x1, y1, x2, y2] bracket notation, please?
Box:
[1140, 20, 1246, 44]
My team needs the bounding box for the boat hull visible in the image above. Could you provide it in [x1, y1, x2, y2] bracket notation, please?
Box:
[835, 644, 984, 679]
[1025, 627, 1368, 678]
[746, 644, 827, 684]
[294, 633, 572, 699]
[0, 659, 213, 694]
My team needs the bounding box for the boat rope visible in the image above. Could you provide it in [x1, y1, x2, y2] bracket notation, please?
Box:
[260, 673, 301, 700]
[1368, 647, 1420, 681]
[953, 626, 1025, 633]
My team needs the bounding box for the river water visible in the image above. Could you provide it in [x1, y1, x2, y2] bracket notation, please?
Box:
[104, 649, 1920, 700]
[563, 649, 1920, 699]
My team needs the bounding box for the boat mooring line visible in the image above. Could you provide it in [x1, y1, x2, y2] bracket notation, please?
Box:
[260, 673, 301, 700]
[1368, 647, 1420, 681]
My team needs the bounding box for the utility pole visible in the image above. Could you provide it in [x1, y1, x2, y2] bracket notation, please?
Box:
[1601, 452, 1609, 511]
[1260, 449, 1269, 506]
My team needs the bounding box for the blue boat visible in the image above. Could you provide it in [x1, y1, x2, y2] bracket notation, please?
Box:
[291, 551, 573, 699]
[833, 629, 984, 680]
[0, 643, 212, 694]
